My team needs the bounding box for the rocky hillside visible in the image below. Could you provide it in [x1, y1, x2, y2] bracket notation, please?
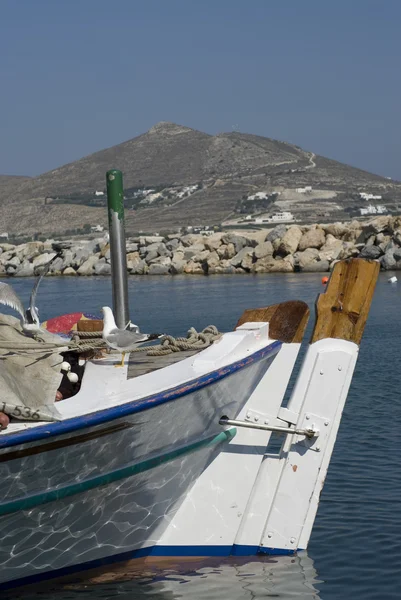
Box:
[2, 122, 401, 236]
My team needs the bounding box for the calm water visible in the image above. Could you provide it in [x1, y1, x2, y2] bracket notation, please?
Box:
[4, 272, 401, 600]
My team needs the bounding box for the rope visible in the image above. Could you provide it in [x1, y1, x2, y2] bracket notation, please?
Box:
[131, 325, 221, 356]
[0, 326, 221, 356]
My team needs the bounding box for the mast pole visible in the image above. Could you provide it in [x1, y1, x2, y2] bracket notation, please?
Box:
[106, 169, 130, 329]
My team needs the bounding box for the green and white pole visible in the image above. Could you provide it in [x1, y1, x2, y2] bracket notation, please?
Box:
[106, 169, 129, 329]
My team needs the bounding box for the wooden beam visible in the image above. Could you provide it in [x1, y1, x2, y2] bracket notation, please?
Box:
[236, 300, 310, 343]
[310, 258, 379, 345]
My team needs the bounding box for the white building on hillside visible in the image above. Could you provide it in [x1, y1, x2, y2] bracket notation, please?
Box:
[95, 191, 104, 197]
[359, 192, 382, 201]
[359, 205, 387, 216]
[296, 186, 312, 193]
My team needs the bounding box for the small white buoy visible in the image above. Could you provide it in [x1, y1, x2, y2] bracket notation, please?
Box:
[61, 361, 71, 372]
[67, 372, 79, 383]
[388, 276, 398, 283]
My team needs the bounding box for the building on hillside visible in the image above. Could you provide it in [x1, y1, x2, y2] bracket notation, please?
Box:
[90, 224, 104, 233]
[95, 191, 104, 197]
[359, 192, 382, 201]
[359, 205, 387, 216]
[296, 186, 312, 193]
[0, 232, 9, 240]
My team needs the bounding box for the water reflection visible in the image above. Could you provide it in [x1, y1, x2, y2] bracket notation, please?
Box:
[9, 553, 321, 600]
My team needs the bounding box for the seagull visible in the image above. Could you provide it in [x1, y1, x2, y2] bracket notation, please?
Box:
[0, 252, 61, 335]
[101, 306, 161, 367]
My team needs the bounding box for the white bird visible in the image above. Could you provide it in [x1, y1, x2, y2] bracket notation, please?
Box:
[101, 306, 161, 367]
[0, 252, 61, 335]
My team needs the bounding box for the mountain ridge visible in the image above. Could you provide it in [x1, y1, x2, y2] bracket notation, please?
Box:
[1, 122, 400, 236]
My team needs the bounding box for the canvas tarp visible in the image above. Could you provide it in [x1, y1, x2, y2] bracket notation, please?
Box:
[0, 314, 67, 421]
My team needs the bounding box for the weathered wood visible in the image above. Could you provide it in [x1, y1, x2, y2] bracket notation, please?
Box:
[236, 300, 310, 343]
[310, 258, 379, 345]
[77, 319, 103, 332]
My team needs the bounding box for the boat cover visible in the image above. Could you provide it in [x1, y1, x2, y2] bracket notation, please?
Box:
[0, 314, 65, 422]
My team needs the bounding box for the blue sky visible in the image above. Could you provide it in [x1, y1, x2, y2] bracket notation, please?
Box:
[1, 0, 400, 179]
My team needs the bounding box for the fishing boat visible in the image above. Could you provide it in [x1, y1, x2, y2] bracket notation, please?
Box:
[0, 171, 379, 590]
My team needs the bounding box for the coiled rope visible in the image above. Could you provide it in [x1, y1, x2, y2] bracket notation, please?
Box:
[0, 326, 222, 356]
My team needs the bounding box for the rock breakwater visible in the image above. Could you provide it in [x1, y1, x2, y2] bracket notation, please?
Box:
[1, 216, 401, 277]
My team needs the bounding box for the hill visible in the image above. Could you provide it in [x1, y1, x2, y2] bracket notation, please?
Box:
[1, 122, 400, 236]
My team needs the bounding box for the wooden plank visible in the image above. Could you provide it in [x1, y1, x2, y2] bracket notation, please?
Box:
[310, 258, 379, 345]
[236, 300, 310, 343]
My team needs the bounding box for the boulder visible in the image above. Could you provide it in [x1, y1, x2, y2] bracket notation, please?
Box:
[48, 257, 64, 274]
[298, 228, 325, 251]
[60, 250, 74, 269]
[380, 251, 396, 270]
[266, 224, 286, 243]
[362, 216, 391, 235]
[77, 255, 99, 275]
[323, 222, 350, 238]
[5, 256, 20, 269]
[63, 267, 77, 276]
[217, 243, 235, 259]
[393, 229, 401, 245]
[295, 248, 320, 269]
[254, 241, 273, 260]
[166, 238, 180, 251]
[183, 261, 204, 275]
[393, 247, 401, 261]
[193, 249, 211, 263]
[32, 252, 57, 271]
[221, 233, 248, 253]
[204, 234, 223, 251]
[206, 251, 220, 269]
[318, 235, 343, 261]
[16, 241, 44, 260]
[144, 250, 159, 264]
[127, 251, 140, 263]
[180, 234, 203, 247]
[100, 243, 110, 258]
[15, 261, 34, 277]
[129, 258, 148, 275]
[0, 243, 15, 252]
[139, 236, 165, 246]
[126, 242, 138, 253]
[338, 243, 360, 260]
[150, 256, 172, 267]
[276, 226, 302, 256]
[72, 247, 91, 267]
[170, 254, 186, 274]
[94, 259, 111, 275]
[241, 253, 254, 271]
[360, 245, 382, 259]
[145, 242, 162, 253]
[302, 260, 330, 273]
[343, 227, 362, 243]
[230, 246, 254, 268]
[148, 264, 170, 275]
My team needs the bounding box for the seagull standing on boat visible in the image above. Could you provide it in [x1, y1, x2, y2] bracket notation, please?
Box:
[101, 306, 161, 367]
[0, 252, 61, 336]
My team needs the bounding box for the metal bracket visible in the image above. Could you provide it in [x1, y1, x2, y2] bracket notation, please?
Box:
[219, 417, 320, 439]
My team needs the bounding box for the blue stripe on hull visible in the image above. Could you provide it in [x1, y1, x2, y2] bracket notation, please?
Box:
[0, 341, 281, 450]
[0, 544, 298, 591]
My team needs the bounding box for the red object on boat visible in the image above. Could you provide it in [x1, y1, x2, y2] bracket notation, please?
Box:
[321, 276, 329, 285]
[42, 312, 100, 335]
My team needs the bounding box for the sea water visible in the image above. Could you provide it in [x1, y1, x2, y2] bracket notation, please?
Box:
[4, 272, 401, 600]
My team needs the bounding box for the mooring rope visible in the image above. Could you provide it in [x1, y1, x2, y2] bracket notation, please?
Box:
[0, 326, 222, 357]
[131, 325, 221, 356]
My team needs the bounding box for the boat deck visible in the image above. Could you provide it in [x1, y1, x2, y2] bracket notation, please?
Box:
[127, 350, 200, 379]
